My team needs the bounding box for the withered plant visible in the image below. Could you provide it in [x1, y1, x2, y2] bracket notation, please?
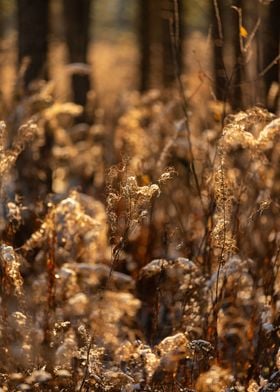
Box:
[0, 23, 279, 392]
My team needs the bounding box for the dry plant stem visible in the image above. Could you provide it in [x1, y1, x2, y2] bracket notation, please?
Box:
[213, 0, 223, 41]
[274, 244, 280, 281]
[244, 18, 260, 53]
[0, 244, 26, 368]
[157, 128, 178, 173]
[209, 66, 237, 171]
[47, 227, 56, 312]
[231, 5, 261, 109]
[79, 336, 94, 392]
[231, 6, 244, 53]
[171, 1, 205, 214]
[165, 190, 188, 252]
[270, 242, 280, 319]
[210, 148, 228, 354]
[151, 284, 162, 345]
[110, 225, 129, 278]
[229, 53, 280, 90]
[144, 201, 155, 264]
[187, 77, 204, 102]
[259, 54, 280, 78]
[43, 221, 57, 369]
[215, 155, 227, 301]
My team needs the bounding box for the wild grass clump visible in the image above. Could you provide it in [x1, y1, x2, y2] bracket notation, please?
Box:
[0, 72, 279, 391]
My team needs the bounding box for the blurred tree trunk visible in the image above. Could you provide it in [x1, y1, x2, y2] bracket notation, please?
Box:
[212, 0, 228, 102]
[231, 0, 244, 110]
[139, 0, 151, 91]
[0, 1, 3, 39]
[139, 0, 183, 91]
[263, 0, 280, 112]
[241, 0, 258, 107]
[175, 0, 184, 80]
[212, 0, 248, 110]
[256, 2, 267, 106]
[63, 0, 91, 108]
[139, 0, 162, 91]
[17, 0, 49, 89]
[162, 0, 184, 88]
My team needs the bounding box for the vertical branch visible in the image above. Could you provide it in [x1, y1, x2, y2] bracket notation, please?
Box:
[162, 0, 174, 87]
[213, 0, 223, 41]
[231, 2, 244, 109]
[171, 0, 205, 213]
[162, 0, 183, 87]
[47, 223, 56, 313]
[43, 214, 56, 369]
[232, 6, 244, 53]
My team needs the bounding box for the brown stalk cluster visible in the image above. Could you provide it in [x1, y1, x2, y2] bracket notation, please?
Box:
[0, 76, 279, 391]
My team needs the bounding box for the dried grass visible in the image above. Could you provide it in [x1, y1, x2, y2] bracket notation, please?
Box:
[0, 37, 279, 392]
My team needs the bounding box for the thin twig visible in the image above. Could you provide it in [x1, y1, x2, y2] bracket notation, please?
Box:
[259, 53, 280, 77]
[171, 0, 206, 214]
[213, 0, 223, 41]
[79, 336, 94, 392]
[231, 6, 244, 53]
[244, 18, 261, 52]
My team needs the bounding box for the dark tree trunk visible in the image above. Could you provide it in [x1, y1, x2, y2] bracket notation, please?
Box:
[212, 0, 228, 102]
[241, 0, 258, 107]
[162, 0, 184, 88]
[139, 0, 162, 91]
[263, 0, 280, 112]
[0, 1, 3, 39]
[16, 1, 52, 198]
[63, 0, 91, 107]
[231, 1, 244, 110]
[17, 0, 49, 89]
[139, 0, 151, 92]
[139, 0, 183, 91]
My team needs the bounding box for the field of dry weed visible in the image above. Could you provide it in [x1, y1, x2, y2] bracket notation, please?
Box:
[0, 33, 279, 391]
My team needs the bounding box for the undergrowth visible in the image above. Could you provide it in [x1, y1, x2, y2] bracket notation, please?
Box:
[0, 77, 279, 392]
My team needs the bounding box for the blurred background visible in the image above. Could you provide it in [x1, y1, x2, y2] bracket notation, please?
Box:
[0, 0, 278, 113]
